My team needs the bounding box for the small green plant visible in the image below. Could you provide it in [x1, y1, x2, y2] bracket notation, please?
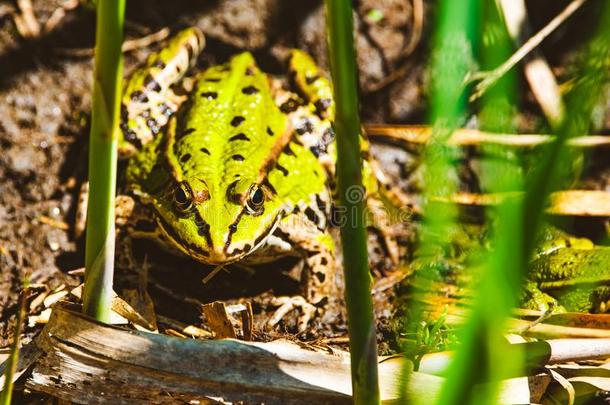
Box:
[401, 309, 458, 368]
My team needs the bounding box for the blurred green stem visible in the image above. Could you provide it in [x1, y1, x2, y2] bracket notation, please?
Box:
[0, 280, 29, 405]
[325, 1, 380, 403]
[82, 0, 125, 322]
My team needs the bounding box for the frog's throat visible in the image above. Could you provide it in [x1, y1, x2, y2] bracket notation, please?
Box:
[155, 212, 284, 265]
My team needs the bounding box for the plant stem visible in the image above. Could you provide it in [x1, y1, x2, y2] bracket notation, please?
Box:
[325, 1, 380, 403]
[82, 0, 125, 322]
[0, 280, 29, 405]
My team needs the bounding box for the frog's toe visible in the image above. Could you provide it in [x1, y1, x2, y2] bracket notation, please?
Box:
[267, 295, 317, 332]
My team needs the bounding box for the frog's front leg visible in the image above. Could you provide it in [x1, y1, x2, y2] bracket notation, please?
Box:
[266, 214, 336, 332]
[521, 281, 565, 313]
[120, 27, 204, 155]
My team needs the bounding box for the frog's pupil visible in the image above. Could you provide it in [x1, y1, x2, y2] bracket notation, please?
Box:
[252, 188, 263, 205]
[175, 187, 188, 204]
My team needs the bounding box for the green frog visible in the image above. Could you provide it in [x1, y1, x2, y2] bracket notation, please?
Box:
[118, 28, 406, 331]
[407, 224, 610, 316]
[523, 228, 610, 313]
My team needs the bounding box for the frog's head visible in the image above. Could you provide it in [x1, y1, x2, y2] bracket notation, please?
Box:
[154, 174, 286, 265]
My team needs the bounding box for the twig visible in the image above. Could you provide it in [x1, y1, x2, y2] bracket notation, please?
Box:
[13, 0, 40, 38]
[437, 190, 610, 217]
[419, 338, 610, 377]
[365, 0, 424, 93]
[498, 0, 565, 127]
[365, 124, 610, 148]
[58, 27, 170, 57]
[469, 0, 588, 101]
[121, 27, 170, 53]
[41, 0, 80, 34]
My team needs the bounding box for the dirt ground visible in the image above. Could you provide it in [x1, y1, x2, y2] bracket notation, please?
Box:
[0, 0, 609, 401]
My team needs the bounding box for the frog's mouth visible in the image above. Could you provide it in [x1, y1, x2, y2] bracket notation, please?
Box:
[155, 215, 212, 263]
[155, 213, 284, 265]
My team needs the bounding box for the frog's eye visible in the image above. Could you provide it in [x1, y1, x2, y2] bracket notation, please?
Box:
[173, 182, 194, 214]
[245, 184, 265, 216]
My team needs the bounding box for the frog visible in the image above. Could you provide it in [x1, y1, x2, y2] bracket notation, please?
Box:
[404, 222, 610, 317]
[522, 227, 610, 313]
[117, 27, 408, 331]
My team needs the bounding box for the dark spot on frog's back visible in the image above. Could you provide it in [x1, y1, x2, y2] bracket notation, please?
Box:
[245, 66, 255, 76]
[296, 119, 314, 135]
[159, 102, 172, 117]
[314, 98, 332, 115]
[185, 42, 194, 59]
[305, 74, 320, 85]
[130, 90, 148, 103]
[266, 126, 274, 136]
[283, 144, 296, 157]
[309, 144, 325, 157]
[275, 163, 289, 176]
[201, 91, 218, 99]
[200, 147, 211, 155]
[231, 116, 245, 127]
[229, 133, 250, 142]
[146, 118, 160, 135]
[316, 194, 327, 214]
[241, 86, 259, 95]
[304, 207, 320, 226]
[144, 74, 162, 92]
[280, 98, 300, 114]
[180, 153, 191, 163]
[232, 154, 245, 161]
[263, 178, 277, 195]
[205, 77, 221, 83]
[178, 127, 196, 140]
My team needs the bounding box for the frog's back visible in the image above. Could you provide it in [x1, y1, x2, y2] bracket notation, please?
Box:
[168, 52, 327, 205]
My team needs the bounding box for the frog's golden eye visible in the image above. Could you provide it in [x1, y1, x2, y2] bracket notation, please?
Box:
[173, 181, 193, 214]
[245, 184, 265, 216]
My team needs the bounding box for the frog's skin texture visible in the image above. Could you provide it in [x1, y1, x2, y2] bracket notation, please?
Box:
[524, 229, 610, 313]
[119, 28, 404, 331]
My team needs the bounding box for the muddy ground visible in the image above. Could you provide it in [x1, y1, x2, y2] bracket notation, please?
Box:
[0, 0, 609, 400]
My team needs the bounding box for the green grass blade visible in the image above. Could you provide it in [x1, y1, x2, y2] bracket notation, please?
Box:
[435, 2, 610, 404]
[324, 1, 380, 403]
[82, 0, 126, 322]
[0, 280, 29, 405]
[399, 0, 478, 402]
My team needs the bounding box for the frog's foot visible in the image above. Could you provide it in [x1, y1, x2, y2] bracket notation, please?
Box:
[265, 215, 337, 332]
[267, 295, 317, 332]
[521, 281, 565, 313]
